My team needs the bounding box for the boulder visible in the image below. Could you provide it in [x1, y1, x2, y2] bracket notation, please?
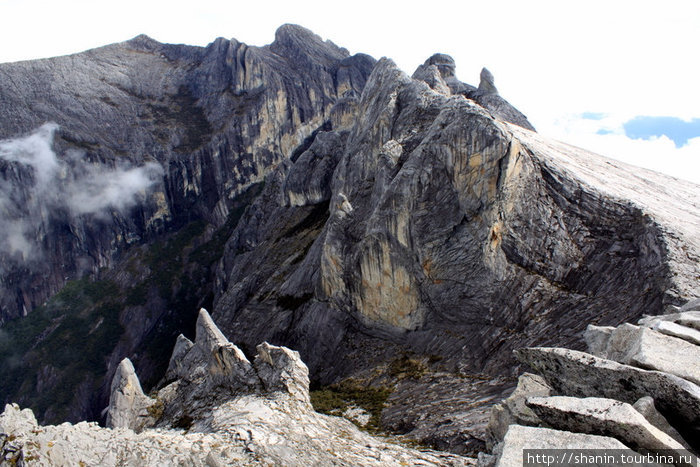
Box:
[591, 323, 700, 385]
[633, 396, 692, 450]
[647, 320, 700, 347]
[493, 425, 634, 467]
[526, 396, 685, 455]
[584, 325, 615, 355]
[639, 311, 700, 331]
[680, 299, 700, 312]
[514, 347, 700, 450]
[486, 373, 551, 447]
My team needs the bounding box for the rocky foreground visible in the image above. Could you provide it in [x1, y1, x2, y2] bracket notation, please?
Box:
[2, 300, 699, 466]
[482, 298, 700, 466]
[0, 309, 469, 466]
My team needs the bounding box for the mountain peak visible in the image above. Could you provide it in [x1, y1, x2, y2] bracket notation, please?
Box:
[478, 67, 498, 94]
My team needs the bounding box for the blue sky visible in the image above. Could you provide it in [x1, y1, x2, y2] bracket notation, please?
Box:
[622, 117, 700, 148]
[1, 0, 698, 183]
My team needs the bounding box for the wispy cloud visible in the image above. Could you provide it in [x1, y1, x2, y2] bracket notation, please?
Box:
[0, 123, 163, 261]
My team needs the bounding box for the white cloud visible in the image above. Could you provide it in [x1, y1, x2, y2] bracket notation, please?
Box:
[0, 123, 163, 262]
[541, 113, 700, 184]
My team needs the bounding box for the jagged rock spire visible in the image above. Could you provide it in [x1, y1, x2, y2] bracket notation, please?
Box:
[478, 67, 498, 94]
[105, 358, 153, 430]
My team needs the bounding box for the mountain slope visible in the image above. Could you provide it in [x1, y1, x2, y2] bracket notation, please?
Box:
[0, 25, 698, 454]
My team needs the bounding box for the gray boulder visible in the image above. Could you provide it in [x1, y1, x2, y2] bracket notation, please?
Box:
[486, 373, 551, 448]
[639, 311, 700, 330]
[590, 323, 700, 385]
[633, 396, 692, 450]
[584, 324, 615, 355]
[681, 299, 700, 312]
[526, 396, 686, 456]
[493, 425, 635, 467]
[648, 320, 700, 347]
[515, 347, 700, 450]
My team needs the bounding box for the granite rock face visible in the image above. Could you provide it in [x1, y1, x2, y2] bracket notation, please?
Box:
[0, 24, 375, 323]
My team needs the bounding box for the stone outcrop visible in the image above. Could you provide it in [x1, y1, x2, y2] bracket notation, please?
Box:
[105, 359, 154, 431]
[483, 297, 700, 466]
[0, 310, 473, 466]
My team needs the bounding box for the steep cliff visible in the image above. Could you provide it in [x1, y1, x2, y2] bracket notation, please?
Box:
[0, 24, 698, 456]
[0, 24, 375, 323]
[211, 56, 699, 452]
[0, 24, 374, 424]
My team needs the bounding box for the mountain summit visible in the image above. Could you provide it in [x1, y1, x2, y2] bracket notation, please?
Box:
[0, 24, 698, 456]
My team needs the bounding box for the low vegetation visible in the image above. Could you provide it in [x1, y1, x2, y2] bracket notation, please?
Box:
[310, 380, 392, 434]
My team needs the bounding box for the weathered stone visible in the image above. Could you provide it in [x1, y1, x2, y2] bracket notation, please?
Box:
[526, 396, 685, 456]
[0, 311, 477, 467]
[681, 298, 700, 312]
[494, 425, 633, 467]
[633, 396, 692, 450]
[164, 334, 194, 381]
[515, 347, 700, 450]
[486, 373, 551, 447]
[105, 359, 154, 431]
[647, 320, 700, 346]
[639, 311, 700, 329]
[591, 323, 700, 385]
[478, 68, 498, 94]
[254, 342, 311, 406]
[584, 324, 615, 355]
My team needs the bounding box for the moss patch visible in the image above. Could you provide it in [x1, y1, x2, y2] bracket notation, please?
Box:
[310, 380, 392, 434]
[388, 354, 427, 380]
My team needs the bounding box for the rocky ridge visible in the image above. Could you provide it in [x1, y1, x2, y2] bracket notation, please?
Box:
[0, 24, 699, 455]
[482, 298, 700, 466]
[0, 309, 471, 466]
[209, 47, 700, 453]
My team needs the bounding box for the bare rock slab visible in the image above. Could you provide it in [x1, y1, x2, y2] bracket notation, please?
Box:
[514, 347, 700, 450]
[494, 425, 635, 467]
[525, 396, 685, 455]
[593, 323, 700, 385]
